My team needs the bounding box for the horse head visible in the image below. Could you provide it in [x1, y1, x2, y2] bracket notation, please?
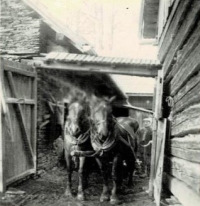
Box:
[65, 96, 90, 137]
[90, 95, 115, 138]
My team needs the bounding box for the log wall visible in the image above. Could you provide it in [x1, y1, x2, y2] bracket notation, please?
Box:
[159, 0, 200, 205]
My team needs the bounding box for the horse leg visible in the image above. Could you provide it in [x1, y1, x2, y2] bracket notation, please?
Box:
[77, 156, 86, 201]
[127, 158, 135, 186]
[110, 154, 122, 204]
[64, 151, 73, 197]
[96, 157, 109, 202]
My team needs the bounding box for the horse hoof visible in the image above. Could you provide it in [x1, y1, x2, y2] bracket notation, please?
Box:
[100, 193, 110, 202]
[77, 193, 85, 201]
[110, 195, 120, 205]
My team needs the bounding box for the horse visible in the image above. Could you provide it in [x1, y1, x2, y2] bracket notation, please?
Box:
[63, 98, 92, 201]
[89, 95, 139, 204]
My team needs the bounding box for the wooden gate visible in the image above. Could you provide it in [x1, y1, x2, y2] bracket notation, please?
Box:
[148, 70, 167, 206]
[0, 59, 37, 192]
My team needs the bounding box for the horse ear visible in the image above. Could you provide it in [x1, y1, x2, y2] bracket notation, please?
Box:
[109, 96, 116, 103]
[90, 94, 97, 104]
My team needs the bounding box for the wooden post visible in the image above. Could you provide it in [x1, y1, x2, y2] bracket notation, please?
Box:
[149, 70, 163, 197]
[0, 60, 6, 193]
[148, 118, 157, 197]
[148, 75, 158, 197]
[32, 67, 37, 173]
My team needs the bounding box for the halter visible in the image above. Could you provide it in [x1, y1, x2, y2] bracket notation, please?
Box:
[91, 119, 118, 156]
[65, 117, 90, 145]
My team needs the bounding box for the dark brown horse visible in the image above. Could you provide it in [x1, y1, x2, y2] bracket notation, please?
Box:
[89, 95, 139, 204]
[63, 98, 92, 201]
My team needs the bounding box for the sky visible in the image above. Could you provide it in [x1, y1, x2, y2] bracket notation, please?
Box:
[41, 0, 157, 94]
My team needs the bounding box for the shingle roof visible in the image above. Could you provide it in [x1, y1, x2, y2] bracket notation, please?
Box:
[45, 52, 161, 67]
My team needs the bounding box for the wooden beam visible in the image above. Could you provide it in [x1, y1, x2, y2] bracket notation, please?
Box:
[153, 119, 167, 205]
[116, 104, 153, 114]
[37, 62, 160, 77]
[32, 71, 37, 172]
[4, 65, 36, 77]
[0, 63, 6, 193]
[164, 173, 200, 206]
[154, 70, 163, 119]
[149, 76, 159, 197]
[6, 71, 34, 165]
[148, 117, 157, 196]
[6, 98, 35, 105]
[6, 169, 35, 186]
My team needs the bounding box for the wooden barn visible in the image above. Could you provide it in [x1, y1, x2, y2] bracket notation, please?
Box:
[140, 0, 200, 206]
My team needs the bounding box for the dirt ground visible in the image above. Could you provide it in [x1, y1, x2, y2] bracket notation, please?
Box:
[0, 165, 156, 206]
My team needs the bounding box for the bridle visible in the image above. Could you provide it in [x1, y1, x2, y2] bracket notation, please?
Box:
[65, 103, 90, 146]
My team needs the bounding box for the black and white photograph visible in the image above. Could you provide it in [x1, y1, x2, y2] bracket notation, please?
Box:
[0, 0, 200, 206]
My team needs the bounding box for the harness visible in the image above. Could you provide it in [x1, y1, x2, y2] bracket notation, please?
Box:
[91, 129, 118, 156]
[113, 118, 138, 160]
[90, 117, 138, 159]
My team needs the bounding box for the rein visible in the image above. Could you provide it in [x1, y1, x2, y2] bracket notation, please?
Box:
[66, 128, 90, 146]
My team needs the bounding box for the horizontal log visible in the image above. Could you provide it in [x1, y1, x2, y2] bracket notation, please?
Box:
[171, 134, 200, 150]
[165, 157, 200, 194]
[163, 173, 200, 206]
[173, 72, 200, 104]
[171, 120, 200, 137]
[165, 19, 200, 83]
[159, 0, 192, 62]
[172, 104, 200, 127]
[173, 81, 200, 114]
[162, 0, 200, 77]
[170, 41, 200, 96]
[171, 104, 200, 136]
[169, 147, 200, 164]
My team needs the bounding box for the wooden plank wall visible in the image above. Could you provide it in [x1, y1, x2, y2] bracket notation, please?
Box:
[159, 0, 200, 205]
